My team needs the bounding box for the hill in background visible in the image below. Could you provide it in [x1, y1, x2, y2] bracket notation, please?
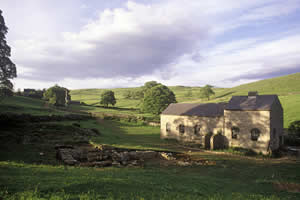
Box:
[70, 73, 300, 127]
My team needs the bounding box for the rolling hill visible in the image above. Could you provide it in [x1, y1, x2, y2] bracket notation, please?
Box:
[70, 73, 300, 127]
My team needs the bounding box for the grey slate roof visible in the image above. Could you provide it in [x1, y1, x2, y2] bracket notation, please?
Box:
[226, 95, 277, 111]
[161, 103, 227, 117]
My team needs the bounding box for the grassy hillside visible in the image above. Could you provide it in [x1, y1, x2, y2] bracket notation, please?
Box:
[70, 73, 300, 127]
[0, 96, 89, 116]
[223, 72, 300, 96]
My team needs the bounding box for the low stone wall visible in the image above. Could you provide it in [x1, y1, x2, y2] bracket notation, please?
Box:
[93, 112, 160, 125]
[0, 113, 93, 125]
[56, 144, 215, 167]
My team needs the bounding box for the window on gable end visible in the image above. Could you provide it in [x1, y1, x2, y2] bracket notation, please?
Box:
[231, 126, 240, 139]
[166, 122, 171, 132]
[250, 128, 260, 141]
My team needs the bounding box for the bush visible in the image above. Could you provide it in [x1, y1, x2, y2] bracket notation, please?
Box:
[288, 120, 300, 137]
[284, 134, 300, 146]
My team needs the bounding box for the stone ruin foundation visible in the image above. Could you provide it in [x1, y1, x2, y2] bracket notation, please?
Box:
[55, 144, 215, 168]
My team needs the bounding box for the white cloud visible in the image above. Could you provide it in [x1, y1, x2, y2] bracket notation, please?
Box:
[3, 0, 300, 89]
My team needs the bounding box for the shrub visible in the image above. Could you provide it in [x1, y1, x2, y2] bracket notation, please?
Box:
[288, 120, 300, 137]
[284, 134, 300, 146]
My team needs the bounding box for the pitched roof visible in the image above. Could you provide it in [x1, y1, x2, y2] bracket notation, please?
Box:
[226, 95, 278, 111]
[161, 103, 227, 117]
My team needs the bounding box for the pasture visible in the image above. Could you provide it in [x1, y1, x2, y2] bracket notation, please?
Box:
[1, 117, 300, 200]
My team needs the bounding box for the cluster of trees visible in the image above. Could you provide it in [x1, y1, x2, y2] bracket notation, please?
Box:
[99, 81, 177, 114]
[43, 85, 71, 106]
[0, 10, 17, 101]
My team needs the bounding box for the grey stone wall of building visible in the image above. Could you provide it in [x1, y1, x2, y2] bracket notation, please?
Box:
[160, 114, 224, 148]
[224, 110, 271, 154]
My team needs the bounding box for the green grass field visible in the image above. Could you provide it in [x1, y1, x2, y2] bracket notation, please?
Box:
[1, 118, 300, 200]
[1, 155, 300, 200]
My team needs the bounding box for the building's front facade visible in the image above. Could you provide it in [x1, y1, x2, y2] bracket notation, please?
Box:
[161, 92, 283, 154]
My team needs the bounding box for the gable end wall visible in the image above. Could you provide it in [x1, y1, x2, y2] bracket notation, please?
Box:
[224, 110, 271, 154]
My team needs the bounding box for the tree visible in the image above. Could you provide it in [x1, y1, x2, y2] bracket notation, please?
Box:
[100, 90, 116, 107]
[44, 85, 70, 106]
[142, 84, 176, 114]
[0, 10, 16, 91]
[143, 81, 160, 91]
[199, 85, 215, 100]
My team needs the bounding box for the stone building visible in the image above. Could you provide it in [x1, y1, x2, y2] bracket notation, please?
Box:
[160, 92, 283, 154]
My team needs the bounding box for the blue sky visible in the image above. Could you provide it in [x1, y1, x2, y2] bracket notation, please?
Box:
[1, 0, 300, 89]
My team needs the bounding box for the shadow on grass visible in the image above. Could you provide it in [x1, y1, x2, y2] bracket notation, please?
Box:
[90, 119, 180, 151]
[86, 104, 139, 112]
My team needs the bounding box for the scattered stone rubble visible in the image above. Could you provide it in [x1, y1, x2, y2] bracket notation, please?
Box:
[56, 144, 160, 167]
[56, 144, 216, 167]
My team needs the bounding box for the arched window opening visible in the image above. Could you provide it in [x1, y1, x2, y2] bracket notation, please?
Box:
[179, 124, 185, 134]
[250, 128, 260, 141]
[166, 123, 171, 132]
[231, 126, 240, 139]
[194, 125, 201, 135]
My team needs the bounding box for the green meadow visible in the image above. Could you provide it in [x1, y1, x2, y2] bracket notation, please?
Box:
[1, 117, 300, 200]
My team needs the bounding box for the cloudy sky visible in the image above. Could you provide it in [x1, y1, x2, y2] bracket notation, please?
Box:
[1, 0, 300, 89]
